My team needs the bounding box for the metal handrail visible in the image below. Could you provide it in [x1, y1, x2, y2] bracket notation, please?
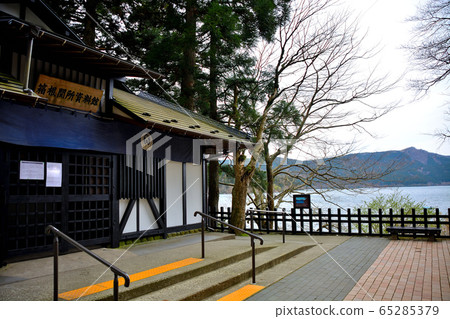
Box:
[247, 208, 287, 243]
[194, 211, 263, 283]
[45, 225, 130, 301]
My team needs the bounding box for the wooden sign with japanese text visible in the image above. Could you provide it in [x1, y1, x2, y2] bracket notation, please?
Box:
[35, 74, 103, 112]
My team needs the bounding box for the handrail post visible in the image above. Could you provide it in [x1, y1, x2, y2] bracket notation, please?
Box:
[201, 215, 205, 258]
[282, 208, 286, 244]
[113, 274, 119, 301]
[53, 235, 59, 301]
[251, 237, 256, 284]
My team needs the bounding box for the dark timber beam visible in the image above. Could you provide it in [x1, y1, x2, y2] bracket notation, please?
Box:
[148, 198, 165, 230]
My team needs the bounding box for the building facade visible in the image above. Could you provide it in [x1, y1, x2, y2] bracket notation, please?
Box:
[0, 0, 247, 264]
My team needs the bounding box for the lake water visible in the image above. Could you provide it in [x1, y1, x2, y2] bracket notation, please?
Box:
[219, 185, 450, 211]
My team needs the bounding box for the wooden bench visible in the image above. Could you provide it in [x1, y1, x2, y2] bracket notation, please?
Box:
[386, 226, 441, 241]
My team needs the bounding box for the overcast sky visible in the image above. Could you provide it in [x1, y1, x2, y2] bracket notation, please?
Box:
[342, 0, 449, 156]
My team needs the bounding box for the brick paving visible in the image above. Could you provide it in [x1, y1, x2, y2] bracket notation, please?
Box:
[344, 239, 450, 301]
[247, 237, 390, 301]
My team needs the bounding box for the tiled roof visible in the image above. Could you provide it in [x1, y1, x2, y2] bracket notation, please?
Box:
[113, 88, 249, 141]
[0, 73, 47, 105]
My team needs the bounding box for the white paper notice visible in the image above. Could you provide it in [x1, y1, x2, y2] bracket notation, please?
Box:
[46, 162, 62, 187]
[20, 161, 45, 180]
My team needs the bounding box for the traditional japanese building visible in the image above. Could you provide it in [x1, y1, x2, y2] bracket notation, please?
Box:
[0, 0, 248, 264]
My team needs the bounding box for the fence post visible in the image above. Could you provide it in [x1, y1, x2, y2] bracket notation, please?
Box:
[379, 209, 383, 236]
[266, 208, 270, 234]
[258, 210, 262, 233]
[347, 208, 352, 235]
[250, 209, 254, 233]
[298, 208, 303, 233]
[292, 208, 297, 234]
[390, 208, 394, 228]
[357, 209, 362, 234]
[274, 208, 278, 232]
[220, 207, 225, 232]
[282, 208, 286, 243]
[436, 208, 441, 231]
[424, 208, 428, 228]
[400, 208, 405, 227]
[316, 208, 321, 234]
[328, 208, 332, 234]
[337, 208, 342, 234]
[368, 208, 372, 235]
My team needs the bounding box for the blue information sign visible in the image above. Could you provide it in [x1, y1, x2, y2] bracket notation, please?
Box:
[293, 194, 311, 209]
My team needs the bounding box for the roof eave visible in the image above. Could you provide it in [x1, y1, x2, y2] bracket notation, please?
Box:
[1, 17, 163, 79]
[112, 100, 247, 142]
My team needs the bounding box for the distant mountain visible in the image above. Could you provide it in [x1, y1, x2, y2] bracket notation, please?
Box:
[371, 147, 450, 186]
[256, 147, 450, 188]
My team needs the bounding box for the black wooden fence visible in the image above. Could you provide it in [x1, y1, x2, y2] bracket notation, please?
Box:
[211, 207, 450, 238]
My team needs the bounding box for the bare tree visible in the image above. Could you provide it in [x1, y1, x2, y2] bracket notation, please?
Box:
[405, 0, 449, 144]
[406, 0, 450, 92]
[226, 0, 398, 231]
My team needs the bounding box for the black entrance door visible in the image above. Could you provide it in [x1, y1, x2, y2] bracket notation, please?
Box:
[0, 144, 114, 261]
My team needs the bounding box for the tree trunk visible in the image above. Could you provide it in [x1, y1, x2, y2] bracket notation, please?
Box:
[230, 168, 251, 233]
[180, 0, 197, 110]
[266, 156, 275, 211]
[83, 0, 97, 47]
[230, 152, 256, 234]
[207, 25, 220, 213]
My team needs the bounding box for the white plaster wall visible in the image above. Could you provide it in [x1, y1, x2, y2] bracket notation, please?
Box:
[139, 199, 158, 231]
[119, 199, 137, 233]
[186, 163, 202, 224]
[165, 161, 183, 227]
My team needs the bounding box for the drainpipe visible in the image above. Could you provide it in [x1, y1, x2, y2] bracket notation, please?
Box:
[23, 27, 40, 95]
[23, 36, 34, 94]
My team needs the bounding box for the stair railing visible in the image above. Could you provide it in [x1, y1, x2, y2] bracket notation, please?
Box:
[45, 225, 130, 301]
[194, 211, 264, 284]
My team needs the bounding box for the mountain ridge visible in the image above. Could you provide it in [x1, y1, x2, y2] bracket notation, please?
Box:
[286, 147, 450, 187]
[253, 147, 450, 188]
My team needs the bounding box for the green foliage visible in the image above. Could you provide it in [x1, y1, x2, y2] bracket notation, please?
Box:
[358, 190, 429, 234]
[360, 191, 427, 214]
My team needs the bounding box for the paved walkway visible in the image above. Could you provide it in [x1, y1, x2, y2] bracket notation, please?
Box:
[248, 237, 390, 301]
[345, 239, 450, 301]
[2, 232, 449, 301]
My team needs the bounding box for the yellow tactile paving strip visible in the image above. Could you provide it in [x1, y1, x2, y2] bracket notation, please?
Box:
[59, 257, 202, 300]
[218, 285, 265, 301]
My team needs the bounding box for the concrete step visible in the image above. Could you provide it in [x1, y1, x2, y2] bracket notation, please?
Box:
[206, 239, 349, 301]
[0, 233, 349, 301]
[129, 242, 315, 301]
[0, 232, 237, 301]
[83, 239, 274, 301]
